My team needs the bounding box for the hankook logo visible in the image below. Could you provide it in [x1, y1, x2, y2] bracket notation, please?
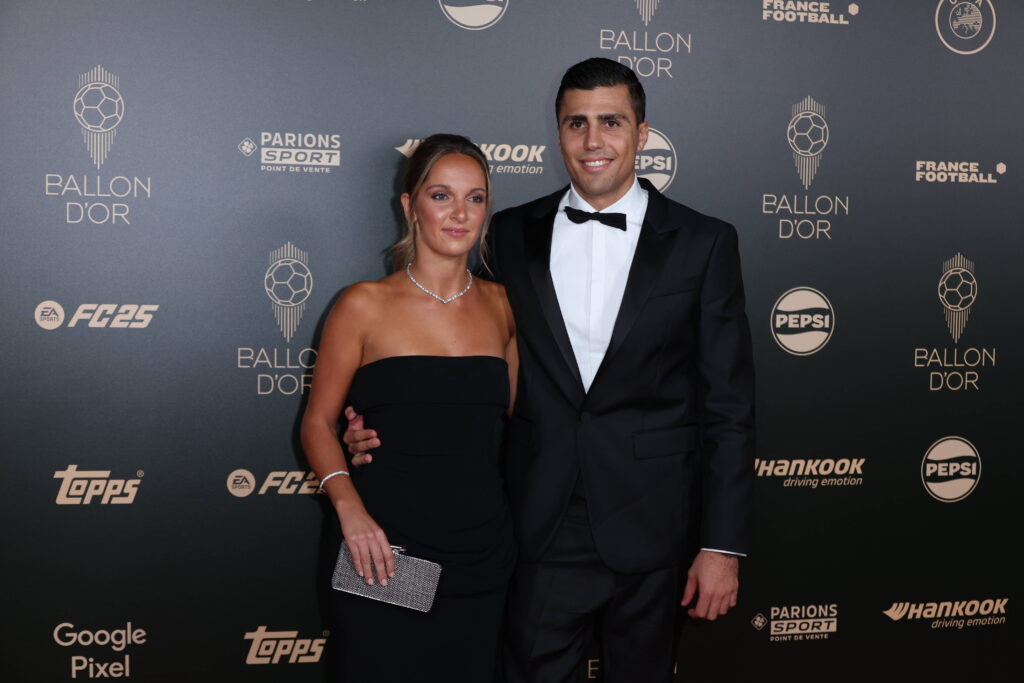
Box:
[395, 138, 545, 175]
[883, 597, 1007, 629]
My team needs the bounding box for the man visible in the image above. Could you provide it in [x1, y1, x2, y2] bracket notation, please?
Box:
[346, 58, 754, 682]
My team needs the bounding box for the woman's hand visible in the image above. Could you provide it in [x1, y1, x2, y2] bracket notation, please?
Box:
[338, 506, 395, 586]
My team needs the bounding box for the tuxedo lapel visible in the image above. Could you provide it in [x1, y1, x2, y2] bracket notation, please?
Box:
[592, 180, 678, 387]
[523, 191, 586, 400]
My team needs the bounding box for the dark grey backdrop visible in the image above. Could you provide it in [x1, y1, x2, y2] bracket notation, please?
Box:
[2, 1, 1020, 681]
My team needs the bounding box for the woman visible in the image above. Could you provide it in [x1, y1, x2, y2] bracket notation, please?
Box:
[300, 134, 517, 682]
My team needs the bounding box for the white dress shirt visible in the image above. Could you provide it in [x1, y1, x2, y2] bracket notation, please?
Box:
[550, 178, 647, 392]
[549, 177, 745, 559]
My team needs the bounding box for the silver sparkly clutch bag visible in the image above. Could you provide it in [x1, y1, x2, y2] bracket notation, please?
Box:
[331, 544, 441, 612]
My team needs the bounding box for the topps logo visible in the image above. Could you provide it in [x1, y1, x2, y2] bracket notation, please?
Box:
[69, 304, 158, 328]
[55, 465, 141, 504]
[244, 626, 326, 664]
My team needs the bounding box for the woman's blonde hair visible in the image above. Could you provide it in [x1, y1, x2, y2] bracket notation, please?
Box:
[390, 133, 493, 272]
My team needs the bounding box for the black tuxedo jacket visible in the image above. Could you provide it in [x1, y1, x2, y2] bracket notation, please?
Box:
[489, 178, 755, 574]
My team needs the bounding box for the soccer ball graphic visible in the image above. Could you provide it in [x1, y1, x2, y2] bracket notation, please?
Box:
[950, 3, 983, 39]
[787, 112, 829, 157]
[937, 267, 977, 311]
[73, 82, 124, 133]
[265, 258, 313, 306]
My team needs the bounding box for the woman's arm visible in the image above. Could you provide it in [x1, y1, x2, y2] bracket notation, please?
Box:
[300, 283, 395, 585]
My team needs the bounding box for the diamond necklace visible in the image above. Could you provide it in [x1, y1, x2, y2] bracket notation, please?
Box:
[405, 262, 473, 303]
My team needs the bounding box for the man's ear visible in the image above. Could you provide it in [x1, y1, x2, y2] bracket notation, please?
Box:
[637, 121, 650, 153]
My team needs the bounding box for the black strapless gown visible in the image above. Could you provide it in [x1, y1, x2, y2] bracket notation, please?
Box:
[329, 356, 515, 682]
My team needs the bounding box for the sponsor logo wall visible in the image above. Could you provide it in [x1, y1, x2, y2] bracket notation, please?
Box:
[2, 1, 1019, 681]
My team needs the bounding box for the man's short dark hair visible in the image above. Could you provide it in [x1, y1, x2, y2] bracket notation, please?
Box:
[555, 57, 646, 123]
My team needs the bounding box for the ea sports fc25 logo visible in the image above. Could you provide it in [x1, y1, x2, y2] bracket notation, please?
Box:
[439, 0, 507, 30]
[227, 469, 319, 497]
[35, 301, 157, 330]
[771, 287, 835, 356]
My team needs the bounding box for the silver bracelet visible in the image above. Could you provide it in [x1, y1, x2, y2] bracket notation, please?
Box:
[317, 469, 350, 493]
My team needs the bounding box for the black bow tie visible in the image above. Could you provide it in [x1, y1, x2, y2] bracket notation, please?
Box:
[564, 206, 627, 231]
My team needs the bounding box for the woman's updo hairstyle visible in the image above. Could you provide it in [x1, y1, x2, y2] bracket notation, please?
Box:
[390, 133, 492, 272]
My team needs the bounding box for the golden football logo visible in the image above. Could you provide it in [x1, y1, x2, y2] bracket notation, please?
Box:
[938, 253, 976, 343]
[635, 0, 660, 26]
[787, 96, 828, 190]
[265, 242, 313, 343]
[74, 66, 124, 169]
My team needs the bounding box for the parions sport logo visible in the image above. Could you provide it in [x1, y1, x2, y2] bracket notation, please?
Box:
[771, 287, 835, 356]
[438, 0, 508, 31]
[935, 0, 996, 55]
[237, 131, 341, 174]
[395, 138, 545, 176]
[54, 465, 142, 505]
[635, 128, 676, 191]
[226, 468, 320, 497]
[244, 626, 327, 664]
[54, 621, 147, 679]
[761, 1, 858, 25]
[751, 603, 838, 642]
[34, 301, 158, 330]
[921, 436, 980, 502]
[597, 1, 691, 79]
[883, 597, 1007, 629]
[237, 243, 318, 396]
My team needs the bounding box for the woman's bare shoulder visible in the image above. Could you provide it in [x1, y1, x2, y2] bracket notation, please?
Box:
[328, 275, 402, 323]
[475, 278, 514, 332]
[475, 277, 508, 302]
